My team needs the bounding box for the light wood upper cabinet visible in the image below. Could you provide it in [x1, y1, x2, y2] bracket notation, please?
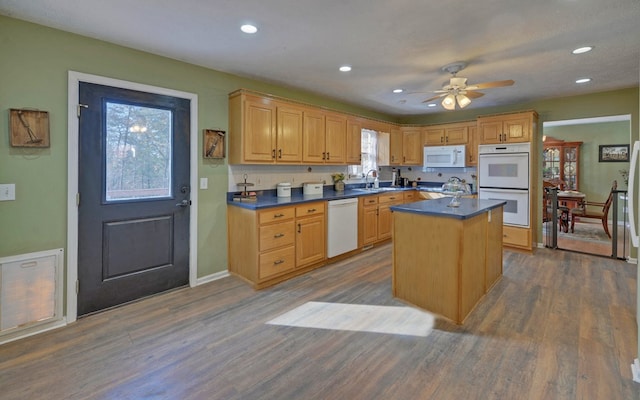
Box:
[324, 113, 347, 164]
[401, 127, 422, 165]
[478, 111, 536, 144]
[467, 124, 477, 166]
[423, 122, 469, 146]
[276, 105, 303, 162]
[346, 117, 362, 165]
[389, 127, 403, 165]
[229, 91, 304, 164]
[302, 111, 346, 164]
[302, 110, 326, 163]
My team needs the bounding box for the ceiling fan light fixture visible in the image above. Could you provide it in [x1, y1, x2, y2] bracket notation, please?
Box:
[442, 94, 456, 110]
[456, 94, 471, 108]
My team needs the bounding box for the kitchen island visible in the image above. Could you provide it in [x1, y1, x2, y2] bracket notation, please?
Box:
[390, 198, 505, 324]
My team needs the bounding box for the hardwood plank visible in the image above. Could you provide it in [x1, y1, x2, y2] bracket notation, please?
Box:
[0, 245, 637, 400]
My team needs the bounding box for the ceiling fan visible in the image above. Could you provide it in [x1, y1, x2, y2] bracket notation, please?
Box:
[423, 62, 514, 110]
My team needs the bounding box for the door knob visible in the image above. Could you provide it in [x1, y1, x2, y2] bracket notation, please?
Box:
[176, 199, 191, 207]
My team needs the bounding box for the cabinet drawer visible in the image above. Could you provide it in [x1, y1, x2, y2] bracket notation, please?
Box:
[258, 207, 295, 224]
[259, 246, 295, 279]
[295, 202, 325, 217]
[361, 196, 378, 206]
[259, 221, 295, 252]
[378, 192, 403, 204]
[403, 191, 417, 202]
[502, 225, 530, 247]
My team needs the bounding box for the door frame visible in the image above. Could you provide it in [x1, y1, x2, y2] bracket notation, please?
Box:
[66, 71, 199, 323]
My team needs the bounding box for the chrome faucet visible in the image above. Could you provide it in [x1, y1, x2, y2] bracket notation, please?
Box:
[365, 169, 377, 189]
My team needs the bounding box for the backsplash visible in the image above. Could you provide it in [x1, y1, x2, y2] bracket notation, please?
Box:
[228, 164, 350, 192]
[228, 164, 476, 192]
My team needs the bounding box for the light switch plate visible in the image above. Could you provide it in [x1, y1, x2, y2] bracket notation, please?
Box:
[0, 184, 16, 201]
[200, 178, 208, 190]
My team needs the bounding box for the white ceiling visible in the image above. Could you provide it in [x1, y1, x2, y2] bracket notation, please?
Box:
[1, 0, 639, 116]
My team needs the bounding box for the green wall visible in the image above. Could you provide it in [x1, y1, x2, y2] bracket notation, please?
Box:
[1, 14, 639, 283]
[0, 16, 391, 279]
[545, 121, 630, 201]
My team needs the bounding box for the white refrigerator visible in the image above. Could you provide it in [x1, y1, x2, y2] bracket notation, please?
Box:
[626, 141, 640, 382]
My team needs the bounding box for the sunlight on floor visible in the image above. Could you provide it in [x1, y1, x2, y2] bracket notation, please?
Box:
[266, 301, 435, 337]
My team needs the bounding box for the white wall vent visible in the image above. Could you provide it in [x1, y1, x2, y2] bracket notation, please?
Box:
[0, 249, 64, 337]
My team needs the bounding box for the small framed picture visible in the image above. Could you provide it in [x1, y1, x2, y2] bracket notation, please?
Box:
[203, 129, 225, 159]
[9, 109, 50, 148]
[599, 144, 629, 162]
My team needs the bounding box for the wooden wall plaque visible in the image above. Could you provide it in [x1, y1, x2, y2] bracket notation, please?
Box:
[9, 109, 50, 148]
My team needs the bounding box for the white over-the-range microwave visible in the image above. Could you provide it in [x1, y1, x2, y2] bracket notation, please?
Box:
[423, 145, 466, 168]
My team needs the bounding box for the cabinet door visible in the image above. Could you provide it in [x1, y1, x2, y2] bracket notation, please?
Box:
[346, 117, 362, 165]
[361, 205, 379, 245]
[296, 214, 326, 267]
[402, 129, 422, 165]
[389, 128, 403, 165]
[377, 204, 393, 240]
[467, 125, 477, 166]
[325, 113, 347, 164]
[244, 97, 277, 162]
[478, 119, 503, 144]
[445, 126, 469, 144]
[376, 131, 390, 166]
[423, 127, 445, 145]
[276, 105, 303, 162]
[504, 117, 530, 143]
[303, 110, 326, 163]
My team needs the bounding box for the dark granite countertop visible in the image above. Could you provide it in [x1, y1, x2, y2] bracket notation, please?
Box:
[226, 181, 477, 210]
[390, 197, 506, 220]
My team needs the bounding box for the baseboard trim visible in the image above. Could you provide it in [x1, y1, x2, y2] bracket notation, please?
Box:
[196, 270, 230, 286]
[0, 319, 67, 346]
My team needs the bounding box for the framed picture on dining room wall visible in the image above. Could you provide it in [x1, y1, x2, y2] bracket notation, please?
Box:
[598, 144, 629, 162]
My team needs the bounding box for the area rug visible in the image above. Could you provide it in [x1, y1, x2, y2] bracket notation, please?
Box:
[544, 221, 612, 243]
[266, 301, 434, 337]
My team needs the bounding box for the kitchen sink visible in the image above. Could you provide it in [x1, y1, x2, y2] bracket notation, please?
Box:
[352, 187, 404, 193]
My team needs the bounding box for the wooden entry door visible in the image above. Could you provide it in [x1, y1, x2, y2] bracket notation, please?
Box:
[77, 82, 190, 316]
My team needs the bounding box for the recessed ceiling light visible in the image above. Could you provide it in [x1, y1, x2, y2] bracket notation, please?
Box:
[339, 65, 352, 72]
[575, 78, 592, 84]
[241, 24, 258, 34]
[393, 89, 404, 93]
[572, 46, 593, 54]
[427, 103, 437, 107]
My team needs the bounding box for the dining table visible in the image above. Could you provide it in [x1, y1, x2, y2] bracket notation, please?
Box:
[556, 190, 586, 232]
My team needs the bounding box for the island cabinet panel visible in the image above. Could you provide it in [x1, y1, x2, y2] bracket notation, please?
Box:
[485, 208, 503, 290]
[392, 204, 504, 324]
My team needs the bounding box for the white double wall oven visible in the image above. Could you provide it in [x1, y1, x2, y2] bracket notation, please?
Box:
[478, 143, 531, 227]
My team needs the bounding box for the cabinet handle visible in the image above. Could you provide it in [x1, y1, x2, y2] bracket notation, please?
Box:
[297, 223, 301, 233]
[403, 156, 406, 163]
[441, 137, 444, 143]
[272, 149, 276, 159]
[308, 208, 316, 213]
[274, 213, 284, 218]
[445, 136, 449, 143]
[274, 233, 285, 238]
[326, 152, 330, 160]
[322, 152, 326, 160]
[278, 149, 282, 159]
[390, 196, 397, 200]
[273, 259, 284, 265]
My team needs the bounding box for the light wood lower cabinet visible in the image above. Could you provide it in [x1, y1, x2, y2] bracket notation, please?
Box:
[359, 192, 406, 246]
[295, 203, 326, 267]
[228, 202, 326, 289]
[502, 225, 531, 250]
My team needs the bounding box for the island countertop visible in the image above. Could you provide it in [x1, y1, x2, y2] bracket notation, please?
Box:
[390, 197, 506, 220]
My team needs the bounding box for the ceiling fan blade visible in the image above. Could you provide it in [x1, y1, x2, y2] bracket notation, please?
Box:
[422, 93, 446, 103]
[464, 91, 485, 99]
[466, 79, 514, 90]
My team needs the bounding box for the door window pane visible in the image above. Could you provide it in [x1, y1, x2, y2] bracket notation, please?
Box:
[105, 102, 173, 201]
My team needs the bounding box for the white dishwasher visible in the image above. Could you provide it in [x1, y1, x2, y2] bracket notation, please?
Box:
[327, 198, 359, 258]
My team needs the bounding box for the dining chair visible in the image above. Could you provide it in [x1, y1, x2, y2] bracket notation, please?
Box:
[569, 180, 617, 238]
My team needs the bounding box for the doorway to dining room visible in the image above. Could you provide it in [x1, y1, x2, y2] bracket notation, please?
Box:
[541, 115, 631, 259]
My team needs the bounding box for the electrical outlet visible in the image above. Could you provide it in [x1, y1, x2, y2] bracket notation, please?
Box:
[199, 178, 208, 189]
[0, 184, 16, 201]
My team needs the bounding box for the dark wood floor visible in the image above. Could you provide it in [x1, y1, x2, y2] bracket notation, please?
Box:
[0, 244, 638, 399]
